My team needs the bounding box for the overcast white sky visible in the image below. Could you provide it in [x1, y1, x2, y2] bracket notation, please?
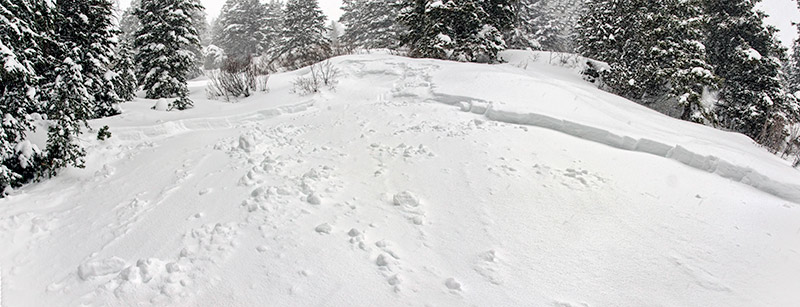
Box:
[759, 0, 800, 47]
[117, 0, 799, 47]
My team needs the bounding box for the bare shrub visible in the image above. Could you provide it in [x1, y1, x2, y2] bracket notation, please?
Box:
[779, 124, 800, 167]
[548, 51, 580, 68]
[207, 56, 270, 101]
[756, 114, 789, 154]
[291, 60, 340, 96]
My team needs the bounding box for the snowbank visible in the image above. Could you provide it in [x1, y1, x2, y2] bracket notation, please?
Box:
[427, 50, 800, 203]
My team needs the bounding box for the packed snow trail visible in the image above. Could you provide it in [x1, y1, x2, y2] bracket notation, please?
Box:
[1, 51, 799, 306]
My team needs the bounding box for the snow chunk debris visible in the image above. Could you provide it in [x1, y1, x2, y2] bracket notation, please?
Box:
[445, 278, 462, 291]
[315, 223, 332, 234]
[78, 257, 127, 280]
[393, 191, 420, 207]
[307, 193, 322, 205]
[348, 228, 362, 237]
[376, 254, 391, 267]
[152, 98, 169, 111]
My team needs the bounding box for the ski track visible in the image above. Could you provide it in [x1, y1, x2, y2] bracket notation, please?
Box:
[1, 53, 799, 306]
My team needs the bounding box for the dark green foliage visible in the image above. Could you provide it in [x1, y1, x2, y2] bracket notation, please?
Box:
[339, 0, 401, 50]
[262, 0, 284, 58]
[507, 0, 581, 52]
[54, 0, 122, 118]
[0, 0, 48, 191]
[112, 42, 139, 102]
[119, 0, 141, 44]
[397, 0, 513, 63]
[134, 0, 203, 110]
[704, 0, 797, 148]
[577, 0, 717, 123]
[97, 125, 112, 141]
[214, 0, 277, 60]
[40, 52, 93, 177]
[273, 0, 331, 69]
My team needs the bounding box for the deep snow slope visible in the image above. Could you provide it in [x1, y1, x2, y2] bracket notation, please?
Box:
[1, 51, 799, 307]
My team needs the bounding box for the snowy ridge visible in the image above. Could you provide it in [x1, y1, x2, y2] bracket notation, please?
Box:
[426, 50, 800, 203]
[340, 51, 800, 203]
[110, 99, 315, 142]
[457, 101, 800, 203]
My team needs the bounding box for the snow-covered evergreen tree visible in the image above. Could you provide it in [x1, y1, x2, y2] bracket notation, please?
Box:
[786, 33, 800, 94]
[40, 50, 93, 177]
[124, 0, 205, 79]
[55, 0, 121, 118]
[339, 0, 402, 50]
[203, 44, 226, 70]
[577, 0, 716, 122]
[398, 0, 512, 62]
[507, 0, 550, 50]
[112, 42, 139, 101]
[261, 0, 284, 58]
[214, 0, 269, 60]
[119, 0, 141, 44]
[133, 0, 203, 110]
[273, 0, 331, 69]
[329, 20, 343, 55]
[704, 0, 797, 146]
[193, 7, 209, 46]
[0, 0, 50, 190]
[507, 0, 581, 52]
[549, 0, 583, 52]
[186, 7, 208, 79]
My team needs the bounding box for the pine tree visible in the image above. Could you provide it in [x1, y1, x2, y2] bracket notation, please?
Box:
[186, 7, 208, 79]
[507, 0, 581, 52]
[704, 0, 797, 147]
[548, 0, 583, 52]
[577, 0, 716, 122]
[134, 0, 203, 110]
[398, 0, 512, 63]
[203, 44, 227, 70]
[576, 0, 623, 64]
[329, 20, 343, 55]
[339, 0, 402, 50]
[112, 42, 139, 101]
[507, 0, 551, 50]
[0, 0, 50, 190]
[124, 0, 205, 79]
[119, 0, 141, 44]
[214, 0, 269, 60]
[261, 0, 284, 58]
[786, 32, 800, 94]
[273, 0, 331, 69]
[41, 50, 93, 177]
[55, 0, 121, 118]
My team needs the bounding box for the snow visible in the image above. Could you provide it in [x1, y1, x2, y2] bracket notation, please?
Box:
[1, 50, 799, 306]
[1, 41, 29, 74]
[742, 47, 763, 61]
[436, 33, 452, 44]
[13, 140, 39, 168]
[78, 257, 128, 280]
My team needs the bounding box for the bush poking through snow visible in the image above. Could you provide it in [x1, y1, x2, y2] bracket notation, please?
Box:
[97, 126, 112, 141]
[207, 57, 270, 101]
[291, 60, 340, 96]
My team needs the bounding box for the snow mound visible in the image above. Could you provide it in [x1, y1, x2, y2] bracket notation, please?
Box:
[78, 257, 128, 280]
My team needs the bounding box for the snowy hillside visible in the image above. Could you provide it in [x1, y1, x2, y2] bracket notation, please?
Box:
[2, 51, 799, 306]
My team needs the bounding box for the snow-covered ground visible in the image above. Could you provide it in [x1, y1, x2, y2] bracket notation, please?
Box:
[2, 51, 799, 306]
